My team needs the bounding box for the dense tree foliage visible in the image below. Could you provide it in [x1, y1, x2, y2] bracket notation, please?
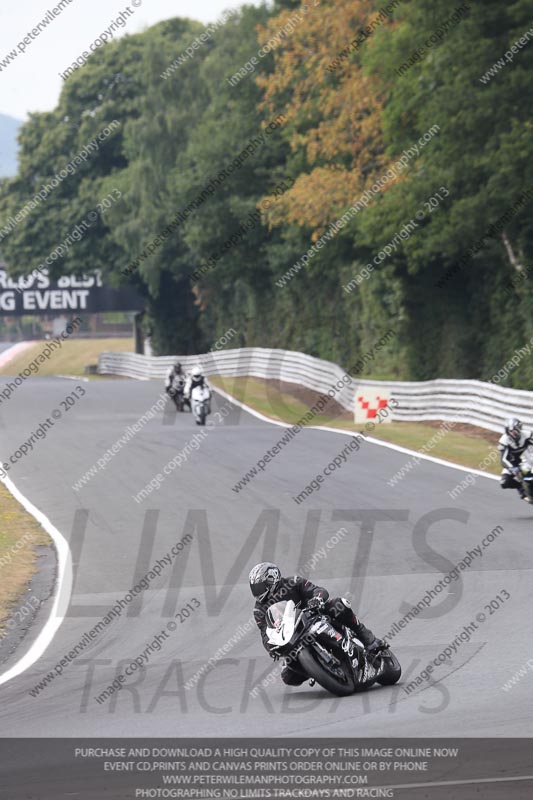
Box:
[1, 0, 532, 386]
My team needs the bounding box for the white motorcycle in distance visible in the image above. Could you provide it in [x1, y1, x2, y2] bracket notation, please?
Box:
[191, 384, 211, 426]
[266, 600, 401, 697]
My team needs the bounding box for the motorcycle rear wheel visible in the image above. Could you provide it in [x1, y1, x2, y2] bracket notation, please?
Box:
[298, 646, 355, 696]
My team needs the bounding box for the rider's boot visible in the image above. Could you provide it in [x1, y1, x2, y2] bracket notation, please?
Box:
[517, 486, 530, 501]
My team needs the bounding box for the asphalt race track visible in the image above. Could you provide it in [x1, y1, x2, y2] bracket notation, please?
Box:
[0, 376, 532, 740]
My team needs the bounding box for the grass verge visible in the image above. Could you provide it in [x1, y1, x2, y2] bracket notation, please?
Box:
[0, 338, 134, 377]
[211, 375, 500, 476]
[0, 483, 52, 637]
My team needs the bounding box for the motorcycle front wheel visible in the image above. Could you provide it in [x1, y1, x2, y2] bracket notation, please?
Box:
[375, 648, 402, 686]
[298, 646, 355, 696]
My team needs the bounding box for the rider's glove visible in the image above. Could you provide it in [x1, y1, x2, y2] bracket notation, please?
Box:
[513, 466, 522, 478]
[307, 595, 325, 612]
[366, 637, 387, 654]
[268, 649, 280, 661]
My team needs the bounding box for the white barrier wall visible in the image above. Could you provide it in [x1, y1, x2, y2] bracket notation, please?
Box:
[98, 348, 533, 433]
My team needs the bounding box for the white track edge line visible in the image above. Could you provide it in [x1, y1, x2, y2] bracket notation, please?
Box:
[212, 385, 500, 482]
[0, 341, 37, 369]
[0, 474, 72, 687]
[383, 773, 533, 790]
[56, 374, 89, 382]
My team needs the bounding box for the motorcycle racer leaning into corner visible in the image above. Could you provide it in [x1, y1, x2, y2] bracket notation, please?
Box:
[250, 562, 386, 686]
[499, 417, 533, 503]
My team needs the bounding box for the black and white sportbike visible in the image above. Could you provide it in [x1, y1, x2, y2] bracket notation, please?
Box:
[191, 384, 211, 426]
[518, 450, 533, 504]
[266, 600, 401, 696]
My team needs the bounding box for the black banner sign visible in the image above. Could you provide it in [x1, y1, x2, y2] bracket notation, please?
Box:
[0, 267, 143, 315]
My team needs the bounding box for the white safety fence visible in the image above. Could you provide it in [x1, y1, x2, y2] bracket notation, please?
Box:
[98, 348, 533, 433]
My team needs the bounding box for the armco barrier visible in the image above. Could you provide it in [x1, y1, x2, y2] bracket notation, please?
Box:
[98, 348, 533, 433]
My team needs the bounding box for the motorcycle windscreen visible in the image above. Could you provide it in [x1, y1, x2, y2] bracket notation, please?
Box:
[266, 600, 291, 628]
[266, 600, 298, 646]
[191, 386, 210, 401]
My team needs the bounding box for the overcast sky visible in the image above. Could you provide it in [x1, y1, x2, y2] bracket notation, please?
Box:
[0, 0, 263, 120]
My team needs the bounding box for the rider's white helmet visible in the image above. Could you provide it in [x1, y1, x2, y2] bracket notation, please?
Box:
[191, 365, 203, 379]
[505, 417, 522, 445]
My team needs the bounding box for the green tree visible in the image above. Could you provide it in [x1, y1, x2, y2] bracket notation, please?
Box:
[361, 0, 533, 383]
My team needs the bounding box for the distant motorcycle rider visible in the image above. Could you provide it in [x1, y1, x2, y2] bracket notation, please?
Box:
[499, 417, 533, 502]
[165, 361, 187, 409]
[184, 364, 210, 396]
[184, 365, 211, 411]
[165, 361, 184, 394]
[249, 562, 385, 686]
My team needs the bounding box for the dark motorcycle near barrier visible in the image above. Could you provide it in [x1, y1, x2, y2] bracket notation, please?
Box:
[168, 375, 188, 412]
[266, 600, 401, 697]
